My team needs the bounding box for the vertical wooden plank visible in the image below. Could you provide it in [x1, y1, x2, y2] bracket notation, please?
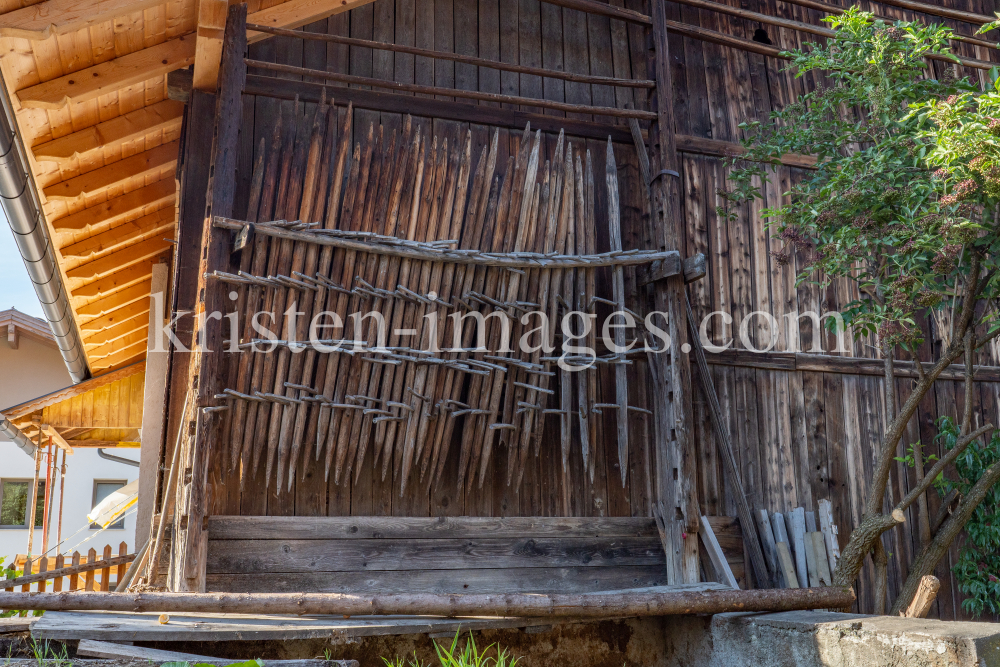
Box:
[100, 544, 112, 592]
[52, 553, 64, 593]
[36, 558, 46, 594]
[69, 552, 81, 591]
[84, 549, 97, 592]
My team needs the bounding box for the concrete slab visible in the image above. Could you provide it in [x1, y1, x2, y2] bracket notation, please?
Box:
[710, 611, 1000, 667]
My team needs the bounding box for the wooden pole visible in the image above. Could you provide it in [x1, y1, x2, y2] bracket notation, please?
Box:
[246, 24, 655, 89]
[647, 0, 700, 584]
[246, 60, 658, 120]
[0, 586, 856, 617]
[685, 296, 772, 588]
[56, 449, 66, 546]
[26, 438, 42, 559]
[40, 440, 53, 554]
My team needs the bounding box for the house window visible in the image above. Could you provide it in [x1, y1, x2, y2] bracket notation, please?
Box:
[91, 480, 127, 530]
[0, 479, 44, 528]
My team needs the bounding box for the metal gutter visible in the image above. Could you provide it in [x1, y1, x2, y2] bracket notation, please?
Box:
[0, 74, 89, 382]
[0, 413, 37, 458]
[98, 448, 141, 468]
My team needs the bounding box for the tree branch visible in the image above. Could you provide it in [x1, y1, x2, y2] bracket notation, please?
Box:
[896, 423, 994, 513]
[889, 456, 1000, 615]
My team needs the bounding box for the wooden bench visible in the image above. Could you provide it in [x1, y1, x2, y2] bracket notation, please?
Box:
[206, 516, 668, 594]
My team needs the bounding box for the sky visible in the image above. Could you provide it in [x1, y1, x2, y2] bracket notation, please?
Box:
[0, 209, 45, 319]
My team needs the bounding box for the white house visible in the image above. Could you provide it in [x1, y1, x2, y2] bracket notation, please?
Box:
[0, 308, 138, 566]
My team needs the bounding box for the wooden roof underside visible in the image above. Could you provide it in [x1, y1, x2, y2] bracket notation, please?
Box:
[3, 359, 146, 449]
[0, 0, 375, 377]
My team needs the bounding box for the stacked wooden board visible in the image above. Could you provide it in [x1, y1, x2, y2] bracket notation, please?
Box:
[754, 500, 841, 589]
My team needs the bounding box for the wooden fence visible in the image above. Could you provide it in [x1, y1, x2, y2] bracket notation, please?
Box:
[3, 543, 134, 611]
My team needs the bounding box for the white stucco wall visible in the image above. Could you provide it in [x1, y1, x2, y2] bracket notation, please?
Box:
[0, 331, 138, 564]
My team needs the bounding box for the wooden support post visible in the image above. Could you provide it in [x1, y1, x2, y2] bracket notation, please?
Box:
[137, 262, 171, 551]
[36, 558, 46, 594]
[170, 3, 247, 592]
[647, 0, 699, 585]
[56, 449, 66, 546]
[40, 441, 53, 554]
[26, 441, 41, 559]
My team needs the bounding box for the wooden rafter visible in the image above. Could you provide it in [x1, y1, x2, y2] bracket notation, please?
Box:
[0, 0, 164, 40]
[71, 261, 156, 300]
[43, 141, 179, 201]
[61, 208, 175, 261]
[66, 236, 172, 281]
[80, 300, 149, 333]
[39, 425, 74, 454]
[92, 347, 146, 373]
[87, 332, 148, 364]
[52, 178, 176, 234]
[32, 100, 184, 165]
[192, 0, 229, 91]
[75, 280, 152, 320]
[82, 312, 149, 348]
[247, 0, 376, 43]
[17, 36, 196, 109]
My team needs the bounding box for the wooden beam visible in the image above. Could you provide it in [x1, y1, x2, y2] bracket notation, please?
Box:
[66, 236, 172, 281]
[7, 323, 17, 349]
[247, 0, 377, 43]
[75, 280, 152, 320]
[0, 585, 855, 616]
[32, 101, 184, 165]
[44, 141, 179, 201]
[76, 640, 359, 667]
[39, 426, 74, 454]
[136, 263, 169, 551]
[80, 300, 149, 333]
[59, 439, 141, 447]
[52, 179, 176, 234]
[192, 0, 229, 91]
[72, 261, 155, 300]
[61, 208, 175, 261]
[0, 0, 163, 40]
[17, 36, 196, 109]
[91, 350, 146, 374]
[700, 516, 739, 589]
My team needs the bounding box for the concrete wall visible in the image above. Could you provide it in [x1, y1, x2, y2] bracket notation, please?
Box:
[0, 333, 138, 564]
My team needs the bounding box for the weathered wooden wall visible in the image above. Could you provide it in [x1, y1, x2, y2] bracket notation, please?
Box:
[209, 0, 660, 524]
[189, 0, 1000, 619]
[671, 0, 1000, 621]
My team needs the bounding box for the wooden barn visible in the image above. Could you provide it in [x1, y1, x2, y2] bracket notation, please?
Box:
[2, 0, 1000, 652]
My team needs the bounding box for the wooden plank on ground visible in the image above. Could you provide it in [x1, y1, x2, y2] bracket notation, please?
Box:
[34, 610, 578, 642]
[699, 516, 738, 589]
[77, 639, 361, 667]
[207, 515, 660, 540]
[0, 617, 33, 634]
